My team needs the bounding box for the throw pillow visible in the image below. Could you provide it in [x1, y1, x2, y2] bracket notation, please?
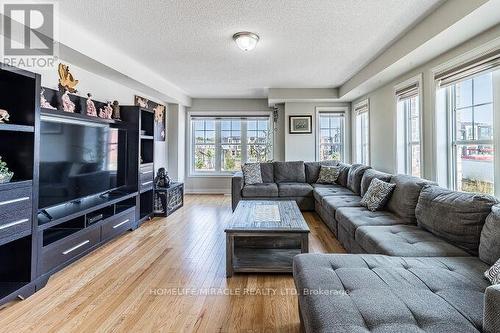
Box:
[360, 178, 396, 212]
[316, 165, 341, 184]
[485, 258, 500, 285]
[242, 163, 262, 185]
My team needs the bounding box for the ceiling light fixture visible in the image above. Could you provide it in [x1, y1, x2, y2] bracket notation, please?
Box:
[233, 32, 259, 51]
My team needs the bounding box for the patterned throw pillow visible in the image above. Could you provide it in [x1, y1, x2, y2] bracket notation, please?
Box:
[360, 178, 396, 212]
[242, 163, 263, 185]
[485, 259, 500, 285]
[316, 166, 341, 184]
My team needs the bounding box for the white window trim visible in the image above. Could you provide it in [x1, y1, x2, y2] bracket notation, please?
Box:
[187, 110, 273, 177]
[315, 106, 350, 162]
[354, 99, 370, 165]
[394, 73, 424, 176]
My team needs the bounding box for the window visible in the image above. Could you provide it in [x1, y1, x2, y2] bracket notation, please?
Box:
[191, 116, 272, 174]
[396, 80, 422, 177]
[355, 100, 369, 164]
[435, 49, 500, 195]
[317, 112, 345, 161]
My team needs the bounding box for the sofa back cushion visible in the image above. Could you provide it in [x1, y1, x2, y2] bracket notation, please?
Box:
[347, 164, 371, 195]
[260, 162, 274, 183]
[304, 160, 338, 184]
[480, 205, 500, 265]
[273, 161, 305, 183]
[360, 169, 392, 196]
[386, 174, 434, 223]
[335, 162, 351, 187]
[416, 185, 498, 254]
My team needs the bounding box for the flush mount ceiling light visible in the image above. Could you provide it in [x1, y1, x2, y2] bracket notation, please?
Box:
[233, 32, 259, 51]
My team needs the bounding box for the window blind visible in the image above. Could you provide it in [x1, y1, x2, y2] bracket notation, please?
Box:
[354, 100, 369, 114]
[395, 83, 419, 101]
[435, 49, 500, 87]
[190, 115, 269, 120]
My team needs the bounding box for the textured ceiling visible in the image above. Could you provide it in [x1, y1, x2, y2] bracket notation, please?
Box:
[58, 0, 442, 98]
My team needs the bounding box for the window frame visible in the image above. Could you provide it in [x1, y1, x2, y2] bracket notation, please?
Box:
[394, 74, 424, 177]
[354, 100, 370, 164]
[315, 106, 349, 162]
[188, 112, 273, 177]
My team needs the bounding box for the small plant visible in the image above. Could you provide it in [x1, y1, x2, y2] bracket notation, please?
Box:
[0, 156, 13, 183]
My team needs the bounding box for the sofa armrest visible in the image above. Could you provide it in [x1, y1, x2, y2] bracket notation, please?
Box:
[232, 172, 244, 211]
[484, 284, 500, 333]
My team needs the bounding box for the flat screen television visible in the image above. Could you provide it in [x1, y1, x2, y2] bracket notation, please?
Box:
[38, 117, 127, 209]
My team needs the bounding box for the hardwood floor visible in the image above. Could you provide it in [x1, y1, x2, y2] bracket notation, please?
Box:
[0, 195, 345, 332]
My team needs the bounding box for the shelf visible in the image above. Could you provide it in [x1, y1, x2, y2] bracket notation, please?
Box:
[140, 135, 154, 140]
[0, 124, 34, 133]
[41, 108, 122, 125]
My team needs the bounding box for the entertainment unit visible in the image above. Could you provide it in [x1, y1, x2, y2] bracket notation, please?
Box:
[0, 65, 167, 305]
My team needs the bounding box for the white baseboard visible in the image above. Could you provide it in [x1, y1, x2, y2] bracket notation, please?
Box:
[185, 188, 230, 195]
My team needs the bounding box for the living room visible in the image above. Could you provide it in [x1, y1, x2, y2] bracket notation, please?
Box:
[0, 0, 500, 332]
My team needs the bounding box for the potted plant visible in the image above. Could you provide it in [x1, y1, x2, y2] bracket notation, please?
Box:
[0, 156, 14, 183]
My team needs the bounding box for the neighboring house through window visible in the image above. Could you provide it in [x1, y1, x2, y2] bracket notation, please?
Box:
[316, 108, 346, 161]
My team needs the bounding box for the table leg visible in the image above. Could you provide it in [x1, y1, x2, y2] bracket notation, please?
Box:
[301, 233, 309, 253]
[226, 233, 233, 277]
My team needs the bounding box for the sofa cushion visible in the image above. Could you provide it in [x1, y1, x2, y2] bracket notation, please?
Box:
[480, 205, 500, 265]
[346, 164, 371, 195]
[485, 259, 500, 285]
[293, 254, 489, 333]
[336, 162, 351, 187]
[273, 161, 305, 183]
[304, 160, 338, 184]
[278, 183, 313, 197]
[360, 169, 392, 196]
[386, 174, 434, 223]
[241, 183, 278, 197]
[322, 195, 362, 215]
[241, 163, 262, 185]
[316, 165, 341, 184]
[356, 225, 472, 257]
[312, 184, 355, 202]
[360, 178, 396, 212]
[335, 206, 409, 240]
[260, 162, 274, 183]
[416, 185, 498, 255]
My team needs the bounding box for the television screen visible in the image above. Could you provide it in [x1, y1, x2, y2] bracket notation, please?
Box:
[39, 117, 127, 209]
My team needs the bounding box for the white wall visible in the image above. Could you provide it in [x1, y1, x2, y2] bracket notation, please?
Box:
[352, 24, 500, 181]
[34, 61, 169, 170]
[284, 102, 351, 162]
[167, 103, 186, 181]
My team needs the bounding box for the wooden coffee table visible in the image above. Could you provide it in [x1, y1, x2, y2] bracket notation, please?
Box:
[225, 200, 310, 277]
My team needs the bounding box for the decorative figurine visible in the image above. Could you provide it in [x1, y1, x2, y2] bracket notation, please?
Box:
[99, 101, 113, 119]
[112, 100, 121, 120]
[86, 93, 97, 117]
[135, 96, 149, 108]
[61, 88, 75, 113]
[0, 109, 10, 123]
[0, 156, 13, 184]
[40, 88, 56, 110]
[154, 167, 171, 188]
[58, 63, 79, 93]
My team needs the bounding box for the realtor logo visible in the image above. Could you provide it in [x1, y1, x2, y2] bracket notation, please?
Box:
[1, 1, 58, 69]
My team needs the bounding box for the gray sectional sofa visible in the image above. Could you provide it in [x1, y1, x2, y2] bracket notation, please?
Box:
[231, 160, 500, 333]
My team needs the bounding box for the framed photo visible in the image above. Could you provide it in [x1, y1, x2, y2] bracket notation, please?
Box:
[289, 115, 312, 134]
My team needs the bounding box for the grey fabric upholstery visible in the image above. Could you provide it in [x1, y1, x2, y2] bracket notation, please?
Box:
[231, 171, 243, 211]
[335, 206, 409, 240]
[416, 185, 498, 255]
[241, 183, 278, 197]
[278, 183, 313, 197]
[360, 169, 392, 196]
[336, 162, 351, 187]
[346, 164, 371, 195]
[484, 284, 500, 333]
[304, 160, 338, 184]
[240, 196, 315, 211]
[386, 174, 435, 223]
[260, 162, 274, 183]
[322, 195, 362, 214]
[294, 254, 489, 333]
[273, 161, 305, 183]
[356, 225, 472, 257]
[480, 205, 500, 265]
[315, 200, 338, 236]
[312, 184, 356, 202]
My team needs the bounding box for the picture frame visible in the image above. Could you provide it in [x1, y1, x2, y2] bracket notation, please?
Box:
[289, 115, 312, 134]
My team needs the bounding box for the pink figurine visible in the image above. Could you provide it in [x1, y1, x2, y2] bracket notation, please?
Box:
[40, 88, 56, 110]
[99, 101, 113, 119]
[86, 93, 97, 117]
[61, 89, 75, 113]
